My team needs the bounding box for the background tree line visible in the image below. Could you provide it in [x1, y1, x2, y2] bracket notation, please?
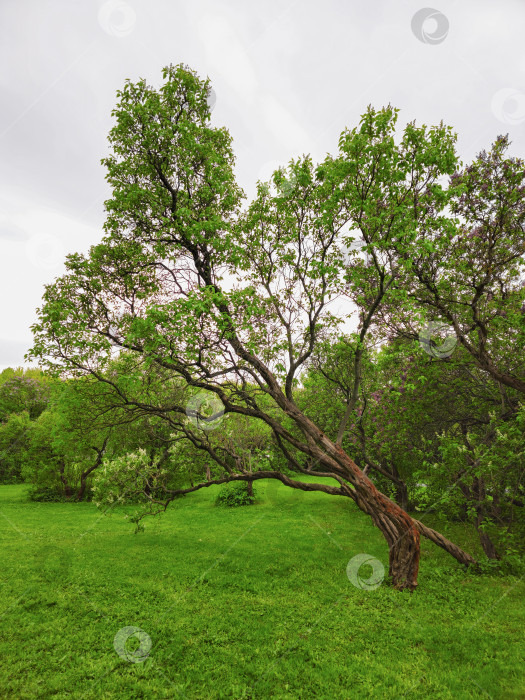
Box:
[3, 324, 523, 564]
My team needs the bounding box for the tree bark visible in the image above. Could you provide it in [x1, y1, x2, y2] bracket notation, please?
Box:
[394, 480, 409, 511]
[317, 445, 421, 590]
[58, 458, 74, 499]
[309, 437, 475, 589]
[477, 528, 500, 560]
[76, 437, 109, 501]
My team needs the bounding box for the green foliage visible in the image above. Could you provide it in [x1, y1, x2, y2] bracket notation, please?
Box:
[0, 411, 32, 484]
[215, 480, 256, 507]
[26, 484, 69, 502]
[21, 409, 67, 495]
[168, 438, 217, 486]
[0, 368, 51, 421]
[92, 449, 163, 505]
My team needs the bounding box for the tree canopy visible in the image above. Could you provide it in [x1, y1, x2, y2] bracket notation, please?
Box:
[27, 64, 525, 590]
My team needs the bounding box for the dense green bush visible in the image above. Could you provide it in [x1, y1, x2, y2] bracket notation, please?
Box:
[0, 411, 32, 484]
[27, 485, 69, 502]
[0, 369, 51, 421]
[215, 481, 256, 507]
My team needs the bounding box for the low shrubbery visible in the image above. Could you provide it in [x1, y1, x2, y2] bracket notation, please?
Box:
[215, 481, 256, 507]
[27, 485, 69, 502]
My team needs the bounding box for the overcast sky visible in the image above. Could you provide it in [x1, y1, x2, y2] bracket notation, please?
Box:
[1, 0, 524, 371]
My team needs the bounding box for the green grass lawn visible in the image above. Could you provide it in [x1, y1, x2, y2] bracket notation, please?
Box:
[0, 478, 523, 699]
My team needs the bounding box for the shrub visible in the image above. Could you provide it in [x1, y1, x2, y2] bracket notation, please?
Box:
[92, 449, 169, 507]
[0, 411, 32, 484]
[27, 485, 69, 502]
[215, 481, 256, 507]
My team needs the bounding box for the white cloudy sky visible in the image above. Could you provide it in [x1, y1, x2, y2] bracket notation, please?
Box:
[1, 0, 524, 370]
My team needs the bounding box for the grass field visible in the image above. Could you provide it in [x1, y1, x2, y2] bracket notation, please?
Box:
[0, 477, 523, 699]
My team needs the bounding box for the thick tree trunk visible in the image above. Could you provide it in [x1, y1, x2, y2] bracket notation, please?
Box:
[354, 482, 421, 590]
[312, 441, 475, 590]
[313, 445, 422, 589]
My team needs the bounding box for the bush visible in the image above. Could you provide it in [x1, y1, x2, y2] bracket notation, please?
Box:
[215, 481, 256, 507]
[0, 411, 32, 484]
[27, 485, 69, 502]
[92, 449, 169, 507]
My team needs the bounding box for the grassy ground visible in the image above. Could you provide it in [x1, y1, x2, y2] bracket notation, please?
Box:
[0, 478, 523, 699]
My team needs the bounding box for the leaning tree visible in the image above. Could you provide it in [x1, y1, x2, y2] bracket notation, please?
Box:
[27, 63, 482, 590]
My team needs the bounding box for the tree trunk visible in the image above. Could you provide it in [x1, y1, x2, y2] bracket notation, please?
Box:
[311, 439, 475, 590]
[394, 480, 409, 511]
[316, 445, 421, 589]
[474, 477, 501, 560]
[77, 480, 87, 501]
[357, 485, 420, 590]
[76, 438, 109, 501]
[477, 528, 500, 560]
[58, 459, 74, 499]
[388, 461, 409, 511]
